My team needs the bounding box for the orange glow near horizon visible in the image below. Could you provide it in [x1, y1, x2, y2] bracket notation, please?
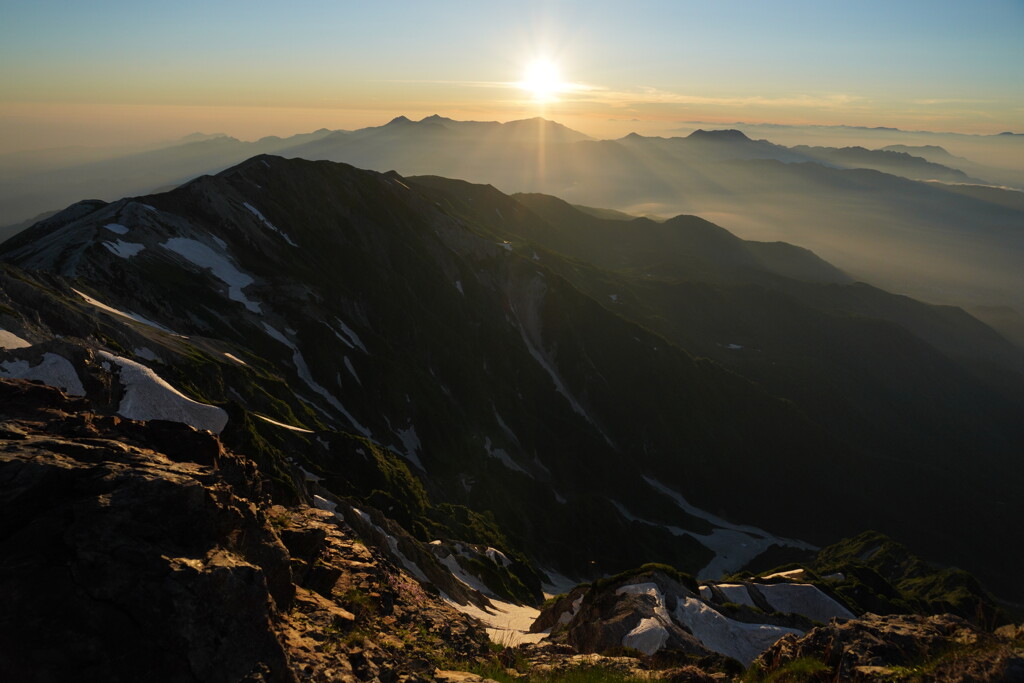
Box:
[0, 98, 1020, 157]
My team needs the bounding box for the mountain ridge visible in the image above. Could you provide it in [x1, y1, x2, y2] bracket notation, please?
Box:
[3, 154, 1022, 605]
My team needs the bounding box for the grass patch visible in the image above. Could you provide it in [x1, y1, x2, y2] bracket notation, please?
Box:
[743, 656, 831, 682]
[591, 563, 698, 593]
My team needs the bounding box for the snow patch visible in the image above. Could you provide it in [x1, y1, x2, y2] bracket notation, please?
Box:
[261, 323, 370, 436]
[483, 437, 530, 476]
[343, 356, 361, 384]
[0, 353, 85, 396]
[0, 329, 31, 349]
[556, 595, 584, 626]
[243, 202, 298, 247]
[255, 414, 314, 433]
[103, 223, 129, 235]
[676, 597, 801, 664]
[455, 280, 463, 295]
[223, 352, 247, 365]
[623, 617, 669, 655]
[757, 583, 855, 623]
[615, 583, 674, 655]
[540, 568, 580, 597]
[643, 476, 815, 579]
[102, 240, 145, 258]
[715, 584, 756, 608]
[485, 547, 512, 568]
[332, 317, 366, 352]
[446, 597, 545, 646]
[99, 351, 228, 433]
[439, 554, 495, 597]
[72, 288, 178, 334]
[350, 506, 428, 583]
[161, 238, 261, 313]
[762, 568, 806, 581]
[313, 495, 337, 512]
[395, 424, 424, 469]
[493, 410, 519, 444]
[133, 347, 159, 362]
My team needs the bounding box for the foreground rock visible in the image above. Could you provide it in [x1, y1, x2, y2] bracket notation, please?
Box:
[753, 613, 1024, 682]
[0, 379, 489, 681]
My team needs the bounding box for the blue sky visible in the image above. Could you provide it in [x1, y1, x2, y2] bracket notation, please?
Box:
[1, 0, 1021, 149]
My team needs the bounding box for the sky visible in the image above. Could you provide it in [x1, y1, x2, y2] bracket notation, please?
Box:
[1, 0, 1022, 152]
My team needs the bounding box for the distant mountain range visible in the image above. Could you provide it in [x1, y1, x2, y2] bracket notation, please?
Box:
[3, 116, 1022, 325]
[2, 155, 1022, 606]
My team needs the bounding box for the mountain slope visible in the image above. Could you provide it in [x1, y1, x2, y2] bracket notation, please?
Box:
[0, 156, 843, 584]
[2, 155, 1022, 604]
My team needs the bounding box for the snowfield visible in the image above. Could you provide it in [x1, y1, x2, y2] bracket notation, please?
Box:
[99, 351, 228, 433]
[161, 238, 261, 313]
[0, 353, 85, 396]
[447, 598, 545, 646]
[674, 596, 801, 665]
[757, 583, 856, 622]
[643, 476, 815, 579]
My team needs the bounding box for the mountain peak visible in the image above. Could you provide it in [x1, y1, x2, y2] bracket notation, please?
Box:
[687, 128, 751, 142]
[420, 114, 453, 124]
[386, 115, 413, 126]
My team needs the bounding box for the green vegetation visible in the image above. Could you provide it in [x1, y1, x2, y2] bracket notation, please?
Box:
[811, 531, 1002, 625]
[591, 563, 698, 594]
[339, 588, 376, 621]
[742, 656, 831, 682]
[455, 657, 663, 683]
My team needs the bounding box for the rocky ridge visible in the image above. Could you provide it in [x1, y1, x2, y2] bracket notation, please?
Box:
[0, 378, 488, 682]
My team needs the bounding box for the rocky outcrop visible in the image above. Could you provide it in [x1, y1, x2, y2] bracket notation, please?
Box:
[0, 378, 489, 682]
[0, 380, 294, 681]
[534, 567, 813, 665]
[753, 613, 1024, 682]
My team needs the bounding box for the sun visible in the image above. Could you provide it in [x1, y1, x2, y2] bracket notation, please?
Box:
[520, 59, 562, 101]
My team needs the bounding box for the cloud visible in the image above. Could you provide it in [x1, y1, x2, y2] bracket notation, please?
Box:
[382, 79, 865, 111]
[911, 98, 994, 105]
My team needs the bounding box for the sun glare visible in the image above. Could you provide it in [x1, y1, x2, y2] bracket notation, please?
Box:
[521, 60, 562, 101]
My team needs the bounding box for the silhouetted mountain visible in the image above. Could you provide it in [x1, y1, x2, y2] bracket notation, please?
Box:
[881, 143, 1024, 189]
[4, 118, 1021, 327]
[791, 145, 985, 183]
